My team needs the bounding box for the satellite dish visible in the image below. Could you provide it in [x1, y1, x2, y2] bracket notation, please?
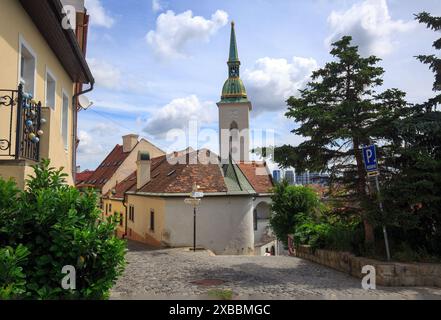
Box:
[78, 95, 93, 110]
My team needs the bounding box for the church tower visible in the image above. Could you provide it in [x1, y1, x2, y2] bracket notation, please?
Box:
[217, 21, 252, 162]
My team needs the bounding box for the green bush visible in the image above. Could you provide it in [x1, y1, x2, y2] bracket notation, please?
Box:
[0, 160, 126, 299]
[293, 212, 361, 252]
[269, 181, 323, 247]
[0, 244, 29, 299]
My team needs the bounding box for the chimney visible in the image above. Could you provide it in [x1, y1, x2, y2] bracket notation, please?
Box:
[136, 151, 151, 189]
[122, 134, 139, 153]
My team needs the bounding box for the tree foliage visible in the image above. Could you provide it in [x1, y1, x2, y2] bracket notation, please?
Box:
[0, 160, 126, 299]
[262, 36, 409, 244]
[269, 181, 323, 246]
[377, 12, 441, 256]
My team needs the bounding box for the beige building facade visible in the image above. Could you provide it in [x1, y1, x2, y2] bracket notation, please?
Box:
[0, 0, 94, 187]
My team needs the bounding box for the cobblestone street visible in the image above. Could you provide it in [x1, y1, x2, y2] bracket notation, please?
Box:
[110, 241, 441, 300]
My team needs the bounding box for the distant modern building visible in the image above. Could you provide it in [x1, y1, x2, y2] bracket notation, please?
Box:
[295, 171, 330, 186]
[285, 170, 295, 185]
[272, 170, 281, 183]
[271, 168, 330, 186]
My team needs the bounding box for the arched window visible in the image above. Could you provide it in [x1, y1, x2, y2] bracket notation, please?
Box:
[229, 121, 239, 156]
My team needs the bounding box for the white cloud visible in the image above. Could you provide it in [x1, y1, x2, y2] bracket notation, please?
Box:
[85, 0, 115, 28]
[146, 9, 229, 59]
[143, 95, 216, 136]
[89, 123, 120, 137]
[152, 0, 163, 13]
[87, 58, 121, 90]
[325, 0, 415, 56]
[87, 58, 158, 95]
[243, 56, 318, 114]
[77, 130, 105, 156]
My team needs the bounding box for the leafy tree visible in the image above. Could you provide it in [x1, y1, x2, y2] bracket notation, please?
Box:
[262, 36, 409, 245]
[415, 12, 441, 110]
[379, 13, 441, 256]
[0, 160, 126, 299]
[0, 245, 29, 299]
[270, 181, 323, 247]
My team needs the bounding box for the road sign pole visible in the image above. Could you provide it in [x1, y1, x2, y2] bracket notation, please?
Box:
[193, 206, 196, 252]
[374, 175, 391, 261]
[363, 144, 391, 261]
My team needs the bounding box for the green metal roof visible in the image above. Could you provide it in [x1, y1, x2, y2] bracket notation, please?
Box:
[220, 21, 248, 103]
[228, 21, 239, 63]
[221, 78, 248, 101]
[221, 157, 255, 193]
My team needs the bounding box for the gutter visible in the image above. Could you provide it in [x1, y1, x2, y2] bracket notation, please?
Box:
[72, 82, 94, 183]
[125, 191, 257, 197]
[122, 193, 128, 238]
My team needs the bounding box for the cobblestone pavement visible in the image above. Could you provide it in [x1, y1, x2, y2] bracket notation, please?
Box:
[110, 241, 441, 300]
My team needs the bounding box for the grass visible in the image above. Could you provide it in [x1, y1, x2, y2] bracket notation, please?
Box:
[207, 289, 234, 300]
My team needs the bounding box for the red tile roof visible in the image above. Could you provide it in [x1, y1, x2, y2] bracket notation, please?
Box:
[75, 169, 94, 185]
[77, 144, 133, 190]
[237, 161, 274, 194]
[103, 150, 274, 198]
[104, 171, 137, 199]
[130, 150, 228, 194]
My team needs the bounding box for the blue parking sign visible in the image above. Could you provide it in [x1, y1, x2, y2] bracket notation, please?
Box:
[362, 145, 378, 172]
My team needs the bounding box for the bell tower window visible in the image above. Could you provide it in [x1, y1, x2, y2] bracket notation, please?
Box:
[229, 64, 239, 78]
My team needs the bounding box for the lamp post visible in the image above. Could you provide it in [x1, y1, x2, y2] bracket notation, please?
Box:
[184, 183, 203, 252]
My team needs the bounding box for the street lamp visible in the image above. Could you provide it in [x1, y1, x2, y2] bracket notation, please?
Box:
[184, 183, 204, 252]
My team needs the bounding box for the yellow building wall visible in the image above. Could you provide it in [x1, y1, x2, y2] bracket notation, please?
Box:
[0, 161, 34, 190]
[102, 197, 126, 237]
[101, 139, 165, 195]
[126, 195, 166, 247]
[0, 0, 75, 185]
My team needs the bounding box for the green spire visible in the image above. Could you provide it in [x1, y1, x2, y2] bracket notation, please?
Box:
[229, 21, 239, 63]
[220, 21, 248, 103]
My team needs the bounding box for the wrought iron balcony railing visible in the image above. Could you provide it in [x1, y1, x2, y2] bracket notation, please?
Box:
[0, 84, 41, 162]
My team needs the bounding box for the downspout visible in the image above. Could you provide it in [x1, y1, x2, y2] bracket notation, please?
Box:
[122, 193, 128, 238]
[72, 81, 94, 184]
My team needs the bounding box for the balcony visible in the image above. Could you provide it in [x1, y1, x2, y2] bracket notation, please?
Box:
[0, 84, 42, 162]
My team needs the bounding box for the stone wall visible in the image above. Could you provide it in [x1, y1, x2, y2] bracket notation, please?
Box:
[294, 245, 441, 287]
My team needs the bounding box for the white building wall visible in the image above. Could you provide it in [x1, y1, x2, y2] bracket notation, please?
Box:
[163, 196, 255, 255]
[218, 102, 251, 162]
[254, 219, 271, 244]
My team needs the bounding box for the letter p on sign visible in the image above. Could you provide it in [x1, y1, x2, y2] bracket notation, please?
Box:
[362, 145, 378, 172]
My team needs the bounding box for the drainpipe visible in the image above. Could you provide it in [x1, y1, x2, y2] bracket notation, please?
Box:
[122, 193, 128, 239]
[72, 81, 94, 184]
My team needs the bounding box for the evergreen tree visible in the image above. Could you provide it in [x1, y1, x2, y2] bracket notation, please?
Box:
[380, 13, 441, 256]
[415, 12, 441, 99]
[265, 36, 409, 245]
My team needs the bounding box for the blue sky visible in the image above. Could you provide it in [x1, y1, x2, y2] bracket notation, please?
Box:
[77, 0, 440, 171]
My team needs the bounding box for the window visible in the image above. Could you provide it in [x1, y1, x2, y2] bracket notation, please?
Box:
[109, 204, 112, 213]
[105, 203, 108, 214]
[19, 37, 36, 96]
[253, 209, 258, 231]
[229, 121, 239, 156]
[150, 209, 155, 231]
[119, 213, 123, 226]
[129, 205, 135, 222]
[61, 91, 69, 150]
[45, 69, 56, 109]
